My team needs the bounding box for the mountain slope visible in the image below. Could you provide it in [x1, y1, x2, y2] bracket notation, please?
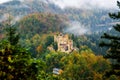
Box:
[0, 0, 118, 55]
[17, 12, 67, 37]
[0, 0, 115, 26]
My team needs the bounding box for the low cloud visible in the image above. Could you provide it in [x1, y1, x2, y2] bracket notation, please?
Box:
[49, 0, 118, 9]
[0, 13, 9, 22]
[0, 0, 118, 9]
[64, 21, 90, 36]
[0, 13, 23, 24]
[11, 15, 23, 24]
[0, 0, 11, 4]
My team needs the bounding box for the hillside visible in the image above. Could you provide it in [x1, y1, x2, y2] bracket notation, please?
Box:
[17, 13, 67, 37]
[0, 0, 118, 55]
[1, 0, 120, 80]
[0, 0, 115, 26]
[0, 0, 117, 35]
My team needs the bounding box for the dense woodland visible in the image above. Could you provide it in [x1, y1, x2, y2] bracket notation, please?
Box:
[0, 26, 114, 80]
[0, 0, 118, 55]
[0, 0, 120, 80]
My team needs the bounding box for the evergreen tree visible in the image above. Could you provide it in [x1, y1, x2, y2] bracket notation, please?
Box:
[0, 25, 46, 80]
[100, 1, 120, 78]
[5, 24, 20, 45]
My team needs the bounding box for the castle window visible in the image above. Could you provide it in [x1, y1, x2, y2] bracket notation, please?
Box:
[65, 46, 68, 51]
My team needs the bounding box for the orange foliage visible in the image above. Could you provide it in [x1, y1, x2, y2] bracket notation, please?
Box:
[36, 45, 43, 53]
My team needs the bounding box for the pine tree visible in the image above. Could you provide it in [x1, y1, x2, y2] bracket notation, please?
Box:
[5, 24, 20, 45]
[0, 24, 46, 80]
[100, 1, 120, 78]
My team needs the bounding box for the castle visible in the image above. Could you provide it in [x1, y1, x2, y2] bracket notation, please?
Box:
[54, 33, 74, 53]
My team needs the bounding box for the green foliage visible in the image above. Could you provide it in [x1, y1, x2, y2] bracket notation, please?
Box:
[0, 21, 113, 80]
[0, 1, 117, 79]
[44, 36, 54, 49]
[100, 1, 120, 79]
[61, 53, 110, 80]
[45, 52, 65, 72]
[18, 13, 66, 38]
[0, 25, 47, 80]
[109, 75, 118, 80]
[69, 34, 107, 55]
[5, 25, 19, 45]
[0, 0, 117, 56]
[22, 34, 55, 58]
[45, 51, 111, 80]
[79, 45, 93, 53]
[52, 42, 58, 51]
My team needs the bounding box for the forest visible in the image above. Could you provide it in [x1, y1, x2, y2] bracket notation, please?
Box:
[0, 0, 120, 80]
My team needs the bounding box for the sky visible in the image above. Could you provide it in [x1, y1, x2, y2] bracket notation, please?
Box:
[0, 0, 119, 9]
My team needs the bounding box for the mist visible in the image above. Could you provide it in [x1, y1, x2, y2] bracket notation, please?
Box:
[48, 0, 118, 9]
[0, 13, 10, 22]
[0, 0, 119, 9]
[64, 21, 90, 36]
[11, 15, 23, 24]
[0, 13, 23, 24]
[0, 0, 11, 4]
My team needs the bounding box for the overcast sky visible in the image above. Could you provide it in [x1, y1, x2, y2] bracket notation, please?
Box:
[0, 0, 119, 9]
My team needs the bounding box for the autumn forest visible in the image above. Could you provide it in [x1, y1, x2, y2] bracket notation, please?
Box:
[0, 0, 120, 80]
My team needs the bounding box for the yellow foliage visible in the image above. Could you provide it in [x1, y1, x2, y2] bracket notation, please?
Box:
[8, 56, 13, 63]
[36, 45, 43, 53]
[7, 74, 14, 80]
[93, 72, 102, 80]
[60, 57, 65, 62]
[32, 34, 40, 40]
